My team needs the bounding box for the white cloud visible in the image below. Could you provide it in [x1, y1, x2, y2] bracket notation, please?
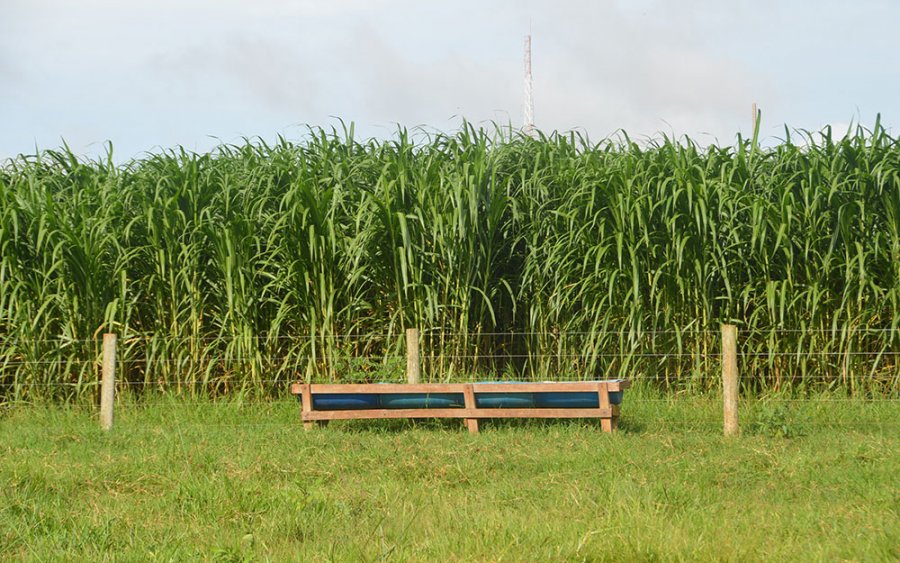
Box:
[0, 0, 897, 158]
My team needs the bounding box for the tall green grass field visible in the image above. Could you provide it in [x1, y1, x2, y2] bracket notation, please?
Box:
[0, 121, 898, 399]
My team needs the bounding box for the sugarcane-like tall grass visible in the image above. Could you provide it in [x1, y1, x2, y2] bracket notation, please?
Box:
[0, 120, 897, 401]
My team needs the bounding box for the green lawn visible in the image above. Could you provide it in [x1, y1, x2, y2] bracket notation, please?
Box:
[1, 394, 897, 561]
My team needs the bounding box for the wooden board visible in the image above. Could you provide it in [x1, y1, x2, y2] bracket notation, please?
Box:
[292, 383, 466, 394]
[291, 381, 631, 395]
[470, 382, 607, 393]
[607, 380, 631, 392]
[599, 381, 612, 432]
[300, 382, 313, 431]
[463, 384, 479, 433]
[302, 406, 618, 421]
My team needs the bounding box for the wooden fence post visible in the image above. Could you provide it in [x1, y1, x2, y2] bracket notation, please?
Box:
[721, 324, 739, 437]
[406, 328, 420, 384]
[100, 333, 117, 431]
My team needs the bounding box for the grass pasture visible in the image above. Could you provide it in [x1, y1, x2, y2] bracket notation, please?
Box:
[1, 393, 897, 561]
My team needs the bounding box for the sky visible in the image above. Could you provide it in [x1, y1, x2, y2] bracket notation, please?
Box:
[1, 0, 898, 160]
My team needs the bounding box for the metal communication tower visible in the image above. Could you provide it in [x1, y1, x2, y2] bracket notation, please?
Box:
[523, 33, 535, 138]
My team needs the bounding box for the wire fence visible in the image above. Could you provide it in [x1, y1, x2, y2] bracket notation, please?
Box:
[1, 328, 898, 404]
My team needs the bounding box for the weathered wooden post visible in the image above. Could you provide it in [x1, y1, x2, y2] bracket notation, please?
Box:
[406, 328, 420, 384]
[721, 324, 739, 437]
[100, 333, 117, 431]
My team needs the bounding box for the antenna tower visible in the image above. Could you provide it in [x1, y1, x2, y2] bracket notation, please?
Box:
[523, 32, 535, 138]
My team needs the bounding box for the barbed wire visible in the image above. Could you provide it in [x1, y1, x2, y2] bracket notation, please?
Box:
[1, 326, 897, 344]
[1, 374, 898, 387]
[2, 372, 898, 384]
[1, 349, 899, 365]
[2, 383, 898, 407]
[421, 352, 900, 358]
[0, 374, 900, 387]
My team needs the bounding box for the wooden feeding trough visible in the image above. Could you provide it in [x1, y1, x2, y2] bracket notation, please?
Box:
[290, 380, 630, 433]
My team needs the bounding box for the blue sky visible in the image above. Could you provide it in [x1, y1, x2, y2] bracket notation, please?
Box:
[1, 0, 898, 160]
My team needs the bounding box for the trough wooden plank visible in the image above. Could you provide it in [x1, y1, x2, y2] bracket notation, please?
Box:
[472, 382, 618, 393]
[301, 383, 469, 394]
[291, 381, 630, 395]
[302, 406, 617, 421]
[607, 380, 631, 392]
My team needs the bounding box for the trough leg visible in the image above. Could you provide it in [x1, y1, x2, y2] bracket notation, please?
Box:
[301, 384, 315, 431]
[598, 382, 613, 433]
[463, 384, 479, 434]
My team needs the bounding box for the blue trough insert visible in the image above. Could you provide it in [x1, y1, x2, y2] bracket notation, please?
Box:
[300, 380, 623, 411]
[474, 381, 535, 408]
[378, 393, 464, 409]
[533, 390, 623, 408]
[309, 393, 380, 411]
[475, 393, 535, 408]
